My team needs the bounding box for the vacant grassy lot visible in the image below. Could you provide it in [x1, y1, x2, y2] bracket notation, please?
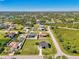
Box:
[20, 40, 39, 55]
[53, 28, 79, 55]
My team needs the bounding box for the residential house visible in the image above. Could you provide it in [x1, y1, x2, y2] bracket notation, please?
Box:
[9, 42, 19, 54]
[27, 31, 37, 39]
[18, 34, 26, 42]
[5, 32, 17, 40]
[36, 19, 40, 24]
[39, 25, 47, 31]
[8, 24, 16, 31]
[27, 32, 36, 38]
[18, 34, 26, 49]
[38, 41, 51, 49]
[23, 27, 30, 33]
[39, 32, 48, 37]
[9, 42, 19, 49]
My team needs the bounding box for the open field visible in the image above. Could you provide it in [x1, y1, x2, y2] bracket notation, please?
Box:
[53, 28, 79, 56]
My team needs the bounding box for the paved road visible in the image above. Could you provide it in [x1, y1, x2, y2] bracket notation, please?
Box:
[58, 26, 79, 30]
[48, 26, 64, 57]
[0, 55, 43, 59]
[48, 26, 79, 59]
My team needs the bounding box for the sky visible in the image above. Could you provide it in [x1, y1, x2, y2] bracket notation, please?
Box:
[0, 0, 79, 11]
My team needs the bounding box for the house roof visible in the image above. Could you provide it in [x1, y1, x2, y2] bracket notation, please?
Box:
[28, 33, 36, 37]
[39, 32, 48, 36]
[9, 42, 19, 49]
[39, 25, 46, 30]
[5, 32, 16, 39]
[39, 41, 50, 48]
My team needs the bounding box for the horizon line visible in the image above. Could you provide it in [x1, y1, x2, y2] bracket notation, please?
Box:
[0, 10, 79, 12]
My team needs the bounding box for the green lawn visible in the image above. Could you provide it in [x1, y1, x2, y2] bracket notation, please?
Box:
[0, 38, 10, 46]
[0, 30, 6, 38]
[42, 37, 56, 55]
[0, 30, 11, 46]
[20, 40, 39, 55]
[20, 36, 56, 55]
[0, 36, 10, 55]
[53, 28, 79, 55]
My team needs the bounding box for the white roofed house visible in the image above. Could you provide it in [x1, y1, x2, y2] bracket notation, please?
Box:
[8, 24, 16, 31]
[27, 31, 37, 39]
[36, 19, 40, 24]
[18, 34, 26, 49]
[23, 27, 30, 33]
[38, 25, 47, 31]
[38, 32, 49, 39]
[25, 21, 32, 27]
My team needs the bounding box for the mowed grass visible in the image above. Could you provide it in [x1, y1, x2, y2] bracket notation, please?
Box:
[0, 30, 10, 55]
[0, 38, 10, 46]
[53, 28, 79, 55]
[0, 30, 6, 38]
[20, 37, 56, 55]
[42, 37, 56, 55]
[0, 30, 10, 46]
[20, 40, 39, 55]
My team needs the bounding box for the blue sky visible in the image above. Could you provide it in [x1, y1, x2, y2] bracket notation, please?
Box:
[0, 0, 79, 11]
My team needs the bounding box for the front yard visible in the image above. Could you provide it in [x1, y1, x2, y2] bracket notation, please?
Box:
[42, 37, 56, 55]
[20, 36, 56, 55]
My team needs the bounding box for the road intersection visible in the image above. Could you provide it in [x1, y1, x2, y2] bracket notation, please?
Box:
[48, 26, 79, 59]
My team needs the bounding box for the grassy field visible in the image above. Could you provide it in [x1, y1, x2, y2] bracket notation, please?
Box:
[53, 28, 79, 55]
[20, 40, 39, 55]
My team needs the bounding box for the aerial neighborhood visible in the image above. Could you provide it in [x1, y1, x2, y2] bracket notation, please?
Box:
[0, 13, 56, 58]
[0, 12, 79, 59]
